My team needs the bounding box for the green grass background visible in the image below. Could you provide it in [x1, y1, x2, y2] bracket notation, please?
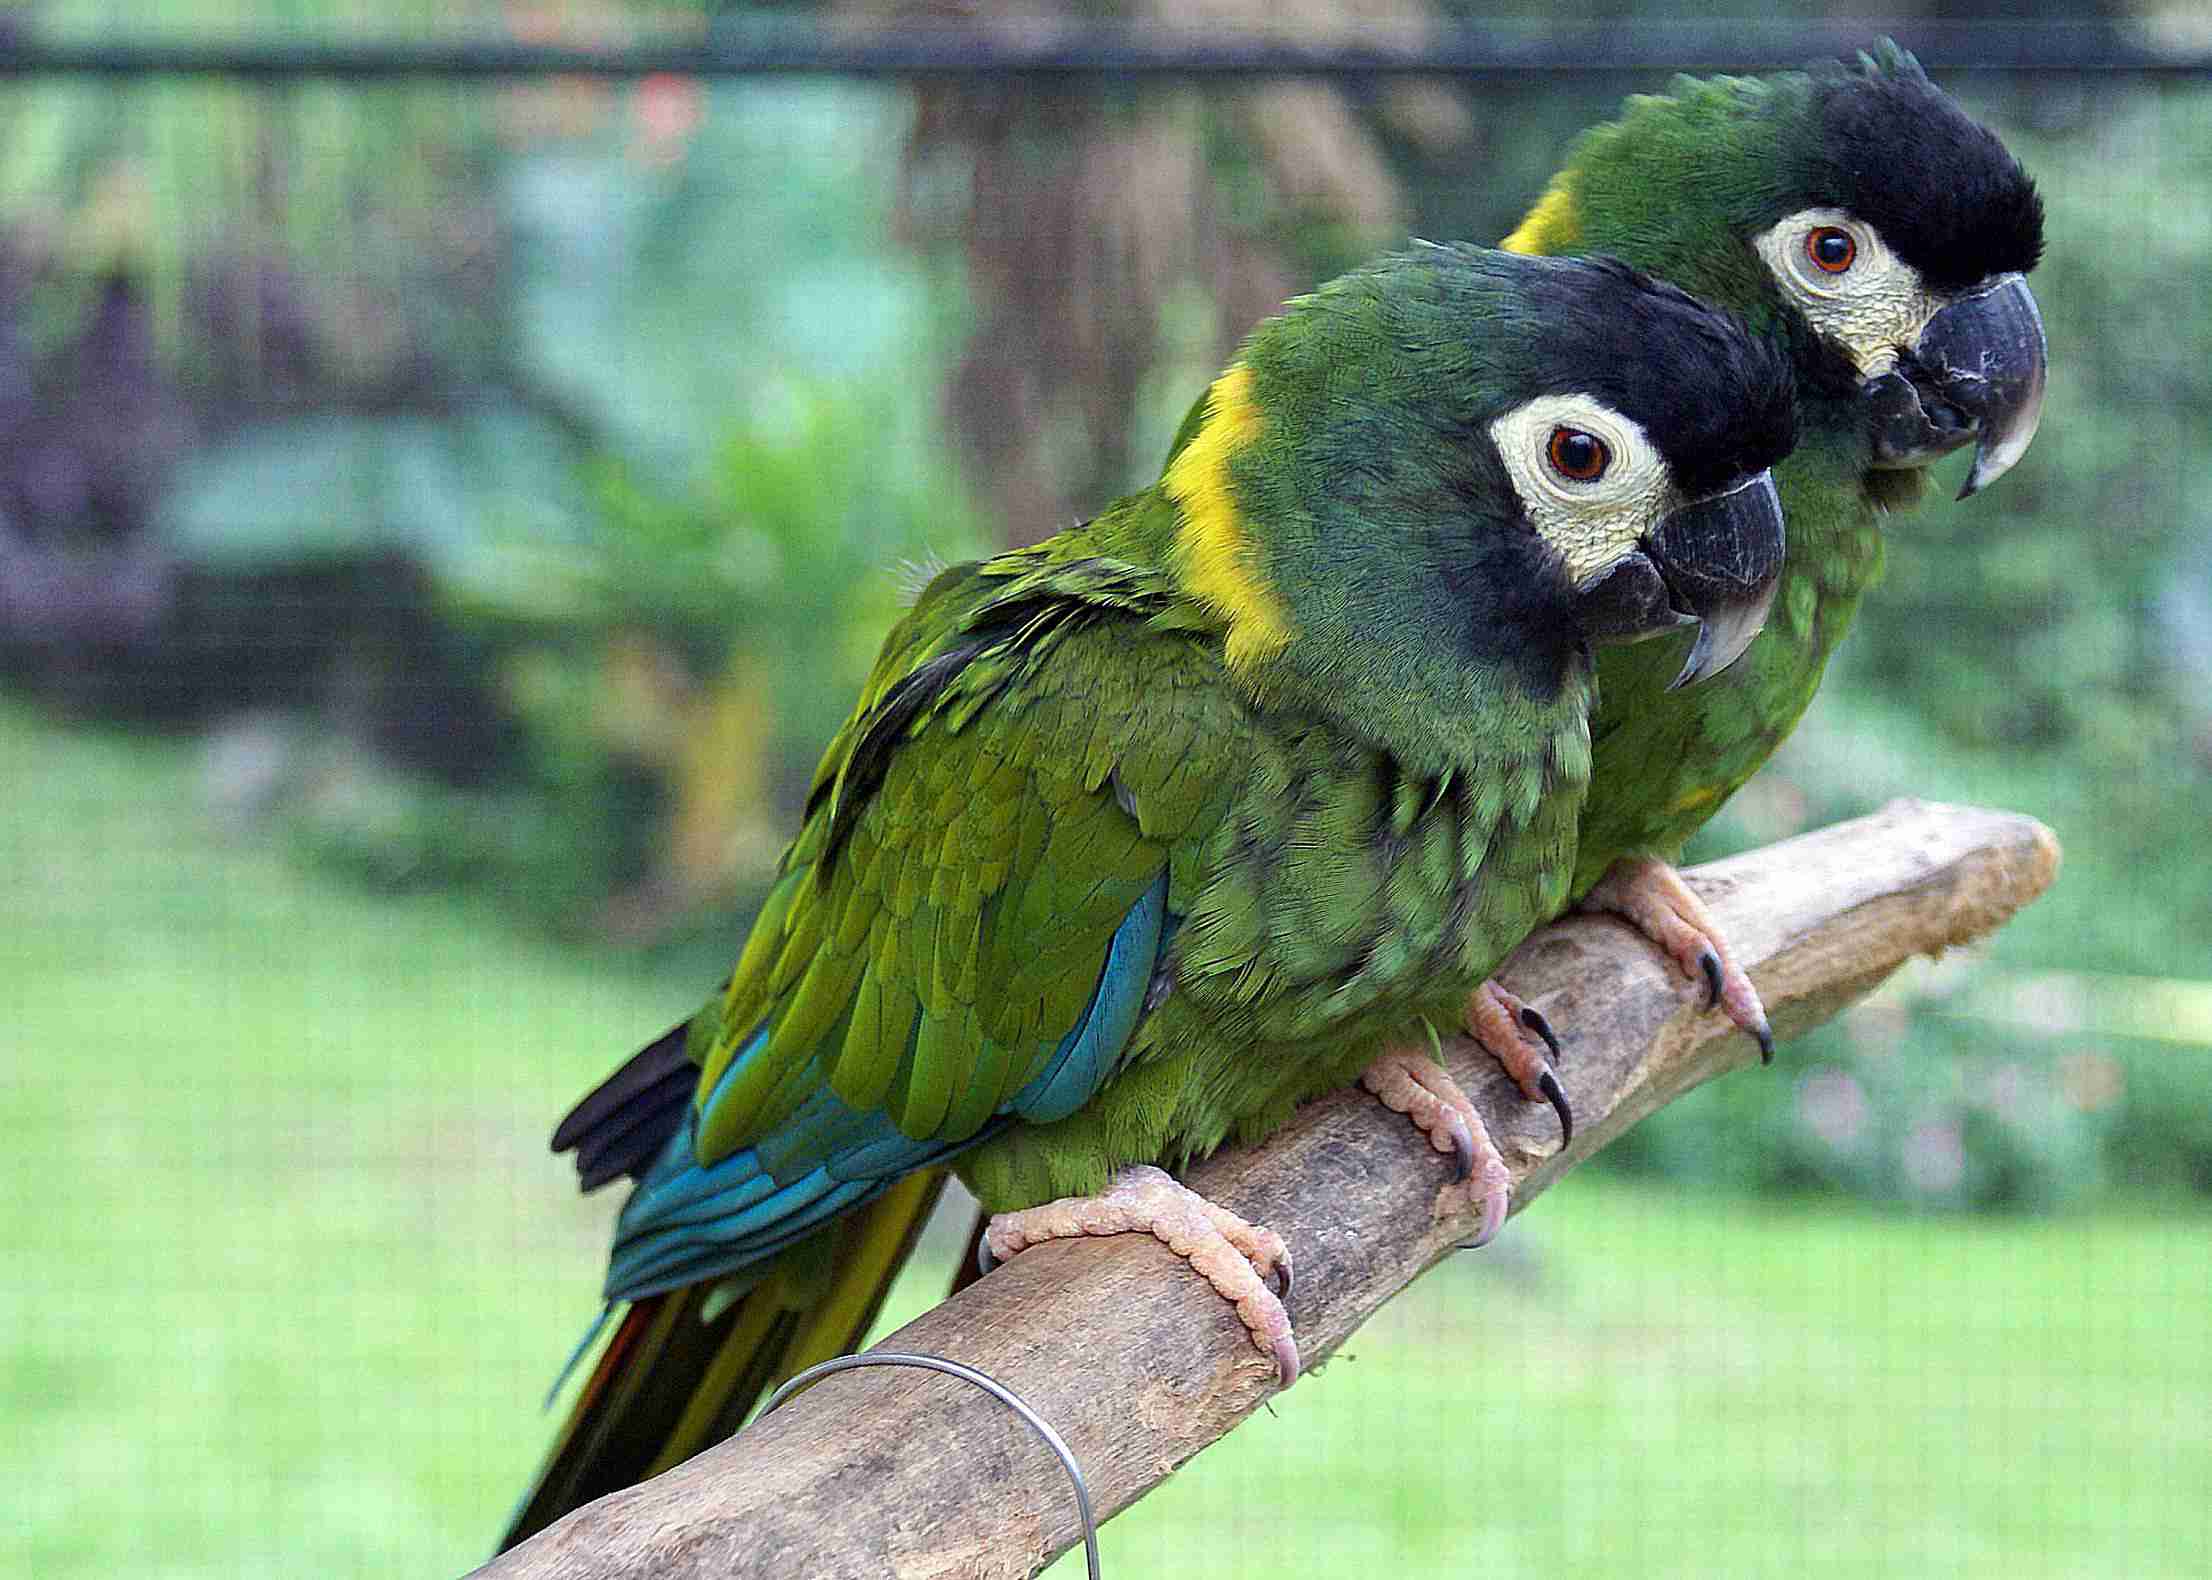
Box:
[7, 697, 2208, 1578]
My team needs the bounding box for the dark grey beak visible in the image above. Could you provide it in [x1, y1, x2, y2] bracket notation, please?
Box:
[1574, 470, 1787, 690]
[1865, 273, 2048, 500]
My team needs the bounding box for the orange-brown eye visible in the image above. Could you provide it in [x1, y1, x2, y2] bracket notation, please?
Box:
[1547, 426, 1609, 482]
[1806, 226, 1857, 274]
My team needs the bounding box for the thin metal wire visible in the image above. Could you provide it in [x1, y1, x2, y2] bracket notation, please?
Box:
[756, 1350, 1103, 1580]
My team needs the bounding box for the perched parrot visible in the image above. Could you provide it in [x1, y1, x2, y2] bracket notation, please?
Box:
[497, 244, 1795, 1549]
[1458, 44, 2047, 1131]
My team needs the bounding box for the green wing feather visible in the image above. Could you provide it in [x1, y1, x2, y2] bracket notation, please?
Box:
[690, 548, 1248, 1168]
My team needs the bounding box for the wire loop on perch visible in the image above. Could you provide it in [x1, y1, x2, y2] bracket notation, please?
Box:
[758, 1350, 1104, 1580]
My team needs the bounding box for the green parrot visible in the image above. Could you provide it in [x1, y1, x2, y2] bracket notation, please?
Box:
[497, 244, 1795, 1550]
[1464, 44, 2046, 1101]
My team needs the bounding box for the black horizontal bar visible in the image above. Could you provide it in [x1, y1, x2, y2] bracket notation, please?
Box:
[0, 22, 2204, 83]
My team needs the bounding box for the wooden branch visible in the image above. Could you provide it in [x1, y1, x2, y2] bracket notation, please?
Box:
[472, 799, 2059, 1580]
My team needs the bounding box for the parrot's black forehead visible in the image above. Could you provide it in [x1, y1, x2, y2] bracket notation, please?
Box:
[1518, 255, 1799, 501]
[1805, 68, 2044, 294]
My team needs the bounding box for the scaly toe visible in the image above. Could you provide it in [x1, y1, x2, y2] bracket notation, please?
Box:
[982, 1166, 1300, 1386]
[1585, 857, 1774, 1064]
[1360, 1048, 1493, 1181]
[1465, 981, 1571, 1137]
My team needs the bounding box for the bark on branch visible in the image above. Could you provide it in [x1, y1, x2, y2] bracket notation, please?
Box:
[472, 798, 2060, 1580]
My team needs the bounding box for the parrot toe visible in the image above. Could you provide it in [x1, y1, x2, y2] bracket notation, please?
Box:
[1360, 1047, 1484, 1179]
[982, 1165, 1299, 1387]
[1359, 1046, 1518, 1246]
[1583, 856, 1774, 1064]
[1464, 980, 1574, 1142]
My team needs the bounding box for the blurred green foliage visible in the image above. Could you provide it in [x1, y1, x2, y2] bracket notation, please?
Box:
[3, 1, 507, 387]
[264, 384, 989, 932]
[3, 58, 986, 934]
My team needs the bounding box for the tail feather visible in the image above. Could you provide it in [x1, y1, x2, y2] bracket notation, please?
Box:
[645, 1294, 802, 1479]
[754, 1167, 948, 1392]
[551, 1020, 697, 1181]
[496, 1167, 950, 1554]
[573, 1085, 696, 1192]
[499, 1289, 720, 1549]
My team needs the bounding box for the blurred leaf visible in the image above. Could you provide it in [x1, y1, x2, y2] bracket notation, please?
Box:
[151, 404, 592, 570]
[503, 83, 947, 470]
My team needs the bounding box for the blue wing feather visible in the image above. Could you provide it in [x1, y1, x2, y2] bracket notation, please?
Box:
[1011, 872, 1166, 1123]
[602, 872, 1171, 1304]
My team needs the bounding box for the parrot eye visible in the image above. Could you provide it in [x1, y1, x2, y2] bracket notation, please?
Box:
[1547, 426, 1610, 482]
[1805, 226, 1857, 274]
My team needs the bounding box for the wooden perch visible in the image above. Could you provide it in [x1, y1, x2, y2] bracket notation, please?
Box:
[472, 798, 2059, 1580]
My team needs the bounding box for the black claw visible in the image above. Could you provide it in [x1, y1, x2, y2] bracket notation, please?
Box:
[1450, 1125, 1479, 1183]
[1517, 1004, 1563, 1062]
[1754, 1022, 1776, 1066]
[1698, 950, 1724, 1010]
[1536, 1067, 1575, 1148]
[1274, 1253, 1294, 1304]
[975, 1234, 998, 1281]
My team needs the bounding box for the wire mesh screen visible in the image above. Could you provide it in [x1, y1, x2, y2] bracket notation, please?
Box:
[5, 8, 2209, 1578]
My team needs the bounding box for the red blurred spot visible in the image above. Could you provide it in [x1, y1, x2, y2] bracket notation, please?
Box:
[633, 73, 704, 166]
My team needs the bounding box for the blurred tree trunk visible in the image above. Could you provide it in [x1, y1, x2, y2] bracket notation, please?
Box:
[849, 0, 1472, 543]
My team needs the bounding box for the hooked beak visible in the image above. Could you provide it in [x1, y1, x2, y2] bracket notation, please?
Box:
[1865, 273, 2048, 500]
[1573, 470, 1787, 691]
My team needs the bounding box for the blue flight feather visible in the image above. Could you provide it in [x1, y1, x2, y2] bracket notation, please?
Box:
[1011, 872, 1167, 1122]
[600, 871, 1171, 1303]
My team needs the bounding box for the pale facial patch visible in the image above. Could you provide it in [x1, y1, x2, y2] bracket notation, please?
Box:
[1487, 395, 1672, 587]
[1753, 208, 1942, 379]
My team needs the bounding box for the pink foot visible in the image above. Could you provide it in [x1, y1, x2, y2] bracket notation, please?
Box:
[981, 1164, 1298, 1386]
[1464, 980, 1574, 1143]
[1583, 857, 1774, 1061]
[1360, 1047, 1512, 1247]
